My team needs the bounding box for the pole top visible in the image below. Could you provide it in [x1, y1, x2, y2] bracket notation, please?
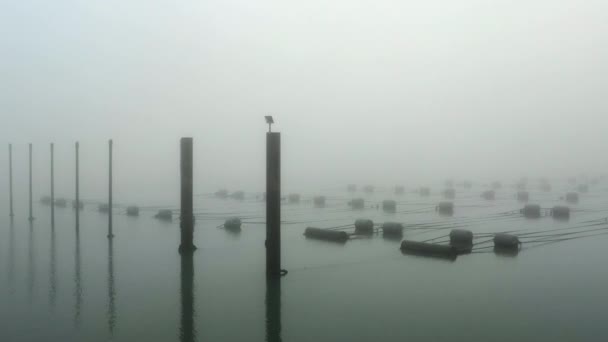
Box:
[265, 116, 274, 132]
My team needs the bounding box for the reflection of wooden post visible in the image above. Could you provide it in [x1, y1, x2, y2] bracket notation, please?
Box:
[9, 144, 14, 217]
[179, 254, 195, 342]
[108, 140, 113, 238]
[265, 278, 282, 342]
[266, 133, 281, 277]
[51, 143, 55, 226]
[28, 143, 34, 221]
[179, 138, 196, 253]
[75, 142, 80, 230]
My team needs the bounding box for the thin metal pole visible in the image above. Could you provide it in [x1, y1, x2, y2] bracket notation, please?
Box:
[51, 143, 55, 227]
[108, 140, 113, 239]
[266, 132, 282, 277]
[9, 144, 14, 217]
[75, 142, 80, 229]
[179, 137, 196, 253]
[28, 143, 34, 221]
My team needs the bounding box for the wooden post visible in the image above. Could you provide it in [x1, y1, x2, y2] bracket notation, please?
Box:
[28, 143, 34, 221]
[265, 278, 282, 342]
[179, 254, 195, 342]
[108, 140, 113, 238]
[266, 132, 282, 277]
[75, 142, 80, 230]
[51, 143, 55, 227]
[9, 144, 14, 217]
[179, 138, 196, 253]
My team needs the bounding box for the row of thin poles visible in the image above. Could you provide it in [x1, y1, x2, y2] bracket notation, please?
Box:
[7, 141, 113, 238]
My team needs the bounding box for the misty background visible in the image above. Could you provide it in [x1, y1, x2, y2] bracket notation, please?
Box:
[1, 0, 607, 207]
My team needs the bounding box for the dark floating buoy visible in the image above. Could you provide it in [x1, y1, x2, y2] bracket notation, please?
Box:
[98, 204, 110, 213]
[349, 198, 365, 210]
[126, 206, 140, 216]
[304, 227, 348, 243]
[521, 204, 541, 218]
[288, 193, 301, 204]
[354, 219, 374, 235]
[72, 200, 84, 210]
[394, 185, 405, 195]
[443, 188, 455, 200]
[419, 187, 430, 196]
[450, 229, 473, 254]
[382, 222, 404, 238]
[382, 200, 396, 213]
[481, 190, 495, 200]
[493, 233, 520, 251]
[492, 181, 502, 189]
[313, 196, 326, 208]
[551, 206, 570, 220]
[54, 198, 67, 208]
[565, 192, 579, 204]
[40, 196, 52, 205]
[155, 209, 173, 221]
[436, 201, 454, 215]
[400, 240, 457, 259]
[214, 189, 229, 198]
[224, 217, 242, 231]
[517, 191, 529, 202]
[347, 184, 357, 192]
[230, 191, 245, 200]
[363, 185, 375, 194]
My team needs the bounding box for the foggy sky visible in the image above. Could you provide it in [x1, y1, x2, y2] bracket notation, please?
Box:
[1, 0, 607, 205]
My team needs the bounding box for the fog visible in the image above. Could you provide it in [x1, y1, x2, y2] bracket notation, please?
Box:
[2, 0, 607, 205]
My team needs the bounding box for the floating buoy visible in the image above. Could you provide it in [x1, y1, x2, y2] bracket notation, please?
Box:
[363, 185, 374, 193]
[400, 240, 457, 259]
[214, 189, 229, 198]
[98, 204, 109, 213]
[493, 233, 520, 250]
[313, 196, 326, 208]
[382, 200, 396, 213]
[521, 204, 541, 218]
[54, 198, 67, 208]
[40, 196, 52, 205]
[450, 229, 473, 245]
[126, 206, 139, 216]
[72, 200, 84, 210]
[155, 209, 173, 221]
[349, 198, 365, 210]
[354, 219, 374, 235]
[481, 190, 495, 200]
[419, 187, 430, 196]
[304, 227, 348, 242]
[382, 222, 404, 238]
[443, 188, 455, 200]
[224, 217, 242, 231]
[566, 192, 579, 203]
[347, 184, 357, 192]
[517, 191, 529, 202]
[230, 191, 245, 200]
[394, 186, 405, 195]
[551, 206, 570, 220]
[288, 193, 300, 204]
[436, 201, 454, 215]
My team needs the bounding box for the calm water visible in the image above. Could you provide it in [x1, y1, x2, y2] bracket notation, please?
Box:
[2, 183, 608, 342]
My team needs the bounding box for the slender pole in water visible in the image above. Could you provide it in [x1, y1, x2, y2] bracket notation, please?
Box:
[266, 132, 282, 277]
[179, 137, 196, 253]
[29, 143, 34, 221]
[108, 139, 113, 239]
[75, 141, 80, 229]
[51, 143, 55, 227]
[9, 144, 14, 217]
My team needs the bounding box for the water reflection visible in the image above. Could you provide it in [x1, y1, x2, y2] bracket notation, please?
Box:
[74, 229, 82, 327]
[107, 239, 116, 335]
[265, 278, 282, 342]
[8, 218, 15, 293]
[49, 221, 57, 309]
[179, 254, 196, 342]
[28, 221, 35, 302]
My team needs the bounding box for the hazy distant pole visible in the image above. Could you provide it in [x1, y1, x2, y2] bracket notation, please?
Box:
[51, 143, 55, 227]
[179, 137, 196, 254]
[28, 143, 34, 221]
[266, 118, 282, 277]
[9, 144, 14, 217]
[108, 140, 113, 239]
[75, 142, 80, 230]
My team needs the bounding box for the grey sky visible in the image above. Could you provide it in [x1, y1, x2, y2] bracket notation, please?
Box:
[1, 0, 607, 204]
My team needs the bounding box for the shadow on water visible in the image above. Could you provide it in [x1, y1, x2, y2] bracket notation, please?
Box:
[28, 220, 35, 303]
[49, 220, 57, 310]
[74, 228, 82, 327]
[265, 278, 282, 342]
[107, 239, 116, 335]
[179, 254, 196, 342]
[8, 218, 15, 293]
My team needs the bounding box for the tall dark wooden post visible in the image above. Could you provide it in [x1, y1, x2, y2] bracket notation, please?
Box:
[9, 144, 14, 217]
[266, 132, 282, 277]
[50, 143, 55, 226]
[28, 143, 34, 221]
[179, 138, 196, 253]
[179, 253, 195, 342]
[75, 142, 80, 229]
[108, 140, 113, 239]
[266, 278, 282, 342]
